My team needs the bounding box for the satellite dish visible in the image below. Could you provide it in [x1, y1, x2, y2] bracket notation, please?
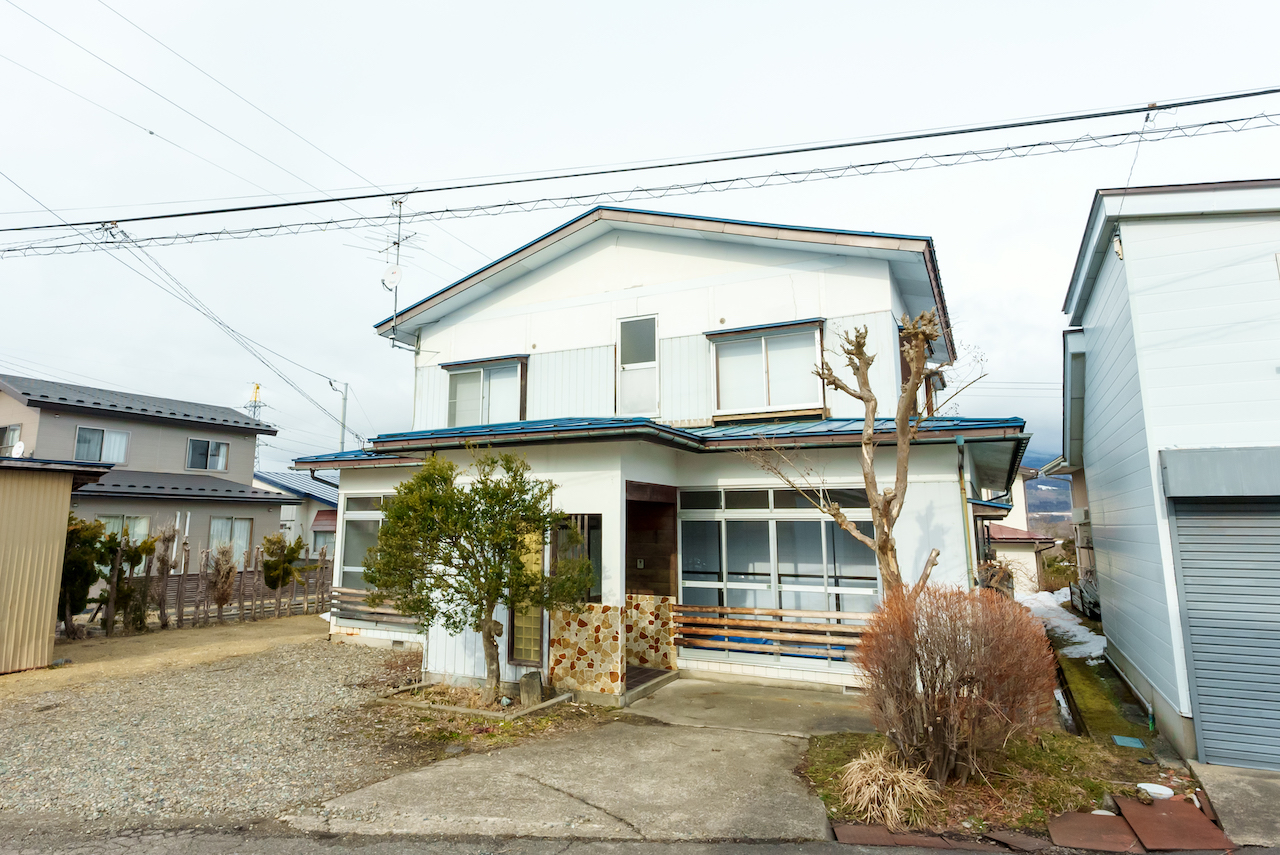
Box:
[382, 264, 403, 290]
[10, 440, 24, 458]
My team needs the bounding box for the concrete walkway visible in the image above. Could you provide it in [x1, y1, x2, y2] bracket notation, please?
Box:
[1190, 761, 1280, 847]
[287, 679, 872, 841]
[626, 678, 872, 737]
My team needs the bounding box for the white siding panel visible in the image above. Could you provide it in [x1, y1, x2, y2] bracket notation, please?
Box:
[424, 607, 544, 685]
[1080, 250, 1181, 705]
[414, 364, 449, 431]
[660, 335, 713, 425]
[527, 346, 615, 420]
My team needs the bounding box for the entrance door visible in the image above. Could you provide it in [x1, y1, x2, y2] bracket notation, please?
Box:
[625, 481, 677, 596]
[1173, 499, 1280, 771]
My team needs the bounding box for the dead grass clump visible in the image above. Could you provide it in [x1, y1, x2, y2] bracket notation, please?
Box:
[858, 587, 1058, 785]
[839, 747, 941, 831]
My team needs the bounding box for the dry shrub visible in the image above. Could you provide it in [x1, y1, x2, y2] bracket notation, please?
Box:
[839, 747, 940, 831]
[858, 586, 1057, 786]
[209, 544, 238, 622]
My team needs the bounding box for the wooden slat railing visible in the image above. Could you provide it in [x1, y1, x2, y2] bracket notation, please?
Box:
[331, 586, 420, 627]
[673, 603, 870, 662]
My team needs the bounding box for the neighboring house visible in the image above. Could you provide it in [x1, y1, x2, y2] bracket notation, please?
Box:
[981, 466, 1055, 594]
[293, 206, 1029, 700]
[0, 375, 299, 566]
[254, 470, 339, 556]
[0, 456, 109, 674]
[1046, 178, 1280, 772]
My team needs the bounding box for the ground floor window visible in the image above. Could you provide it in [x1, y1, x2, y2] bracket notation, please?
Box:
[509, 607, 543, 666]
[555, 513, 603, 603]
[97, 514, 151, 575]
[341, 517, 380, 589]
[678, 488, 878, 613]
[313, 530, 336, 557]
[210, 517, 252, 570]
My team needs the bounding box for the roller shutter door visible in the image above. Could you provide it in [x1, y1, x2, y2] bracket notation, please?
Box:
[1173, 500, 1280, 770]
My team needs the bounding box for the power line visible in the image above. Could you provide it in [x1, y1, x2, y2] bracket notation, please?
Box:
[8, 110, 1278, 258]
[7, 83, 1280, 234]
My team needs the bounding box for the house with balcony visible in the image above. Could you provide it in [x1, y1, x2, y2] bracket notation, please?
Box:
[0, 374, 297, 565]
[293, 206, 1030, 701]
[1045, 178, 1280, 772]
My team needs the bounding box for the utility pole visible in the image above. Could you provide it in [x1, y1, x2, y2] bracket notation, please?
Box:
[330, 380, 349, 452]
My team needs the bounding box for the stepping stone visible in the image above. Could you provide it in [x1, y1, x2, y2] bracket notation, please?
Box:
[1114, 796, 1235, 851]
[890, 832, 954, 848]
[983, 830, 1052, 851]
[833, 823, 896, 846]
[1048, 811, 1146, 853]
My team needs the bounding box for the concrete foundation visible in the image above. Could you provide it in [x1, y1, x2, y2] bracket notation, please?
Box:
[1106, 645, 1197, 761]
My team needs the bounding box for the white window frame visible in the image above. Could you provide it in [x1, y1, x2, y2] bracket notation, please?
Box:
[616, 314, 660, 417]
[74, 425, 131, 464]
[186, 437, 230, 472]
[711, 327, 824, 416]
[0, 424, 20, 456]
[446, 360, 524, 428]
[337, 492, 387, 591]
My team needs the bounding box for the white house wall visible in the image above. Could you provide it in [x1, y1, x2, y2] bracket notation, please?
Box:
[1079, 246, 1182, 710]
[411, 231, 905, 430]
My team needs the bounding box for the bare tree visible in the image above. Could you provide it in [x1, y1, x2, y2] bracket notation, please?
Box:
[747, 310, 943, 594]
[151, 523, 178, 629]
[209, 544, 238, 623]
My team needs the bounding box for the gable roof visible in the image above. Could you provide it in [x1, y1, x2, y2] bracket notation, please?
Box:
[255, 470, 338, 506]
[0, 374, 275, 435]
[374, 205, 955, 361]
[79, 470, 299, 503]
[1063, 177, 1280, 325]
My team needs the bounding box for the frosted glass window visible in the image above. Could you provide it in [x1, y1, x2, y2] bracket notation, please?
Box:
[76, 427, 128, 463]
[618, 317, 658, 415]
[725, 520, 770, 583]
[766, 333, 818, 406]
[680, 520, 721, 581]
[485, 365, 520, 424]
[716, 338, 765, 410]
[448, 370, 483, 427]
[777, 520, 824, 586]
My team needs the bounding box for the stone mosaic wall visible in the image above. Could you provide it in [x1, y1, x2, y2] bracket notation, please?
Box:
[548, 603, 624, 696]
[625, 594, 677, 670]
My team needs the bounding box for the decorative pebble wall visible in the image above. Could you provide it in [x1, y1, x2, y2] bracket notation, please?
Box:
[548, 603, 624, 696]
[625, 594, 677, 671]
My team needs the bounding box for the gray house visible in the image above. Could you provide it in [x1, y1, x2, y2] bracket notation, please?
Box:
[0, 374, 298, 566]
[1046, 178, 1280, 772]
[254, 470, 338, 556]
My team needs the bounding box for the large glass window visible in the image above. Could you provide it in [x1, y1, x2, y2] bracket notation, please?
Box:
[725, 521, 770, 583]
[341, 519, 380, 589]
[210, 517, 252, 569]
[98, 514, 151, 574]
[448, 363, 522, 427]
[75, 426, 129, 464]
[713, 330, 821, 413]
[187, 438, 229, 471]
[777, 520, 824, 586]
[618, 316, 658, 415]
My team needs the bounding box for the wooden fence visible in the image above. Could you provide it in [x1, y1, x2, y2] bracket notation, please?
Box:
[672, 603, 870, 663]
[330, 586, 419, 628]
[165, 562, 332, 626]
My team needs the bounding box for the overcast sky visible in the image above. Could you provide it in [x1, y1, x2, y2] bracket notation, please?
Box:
[3, 1, 1279, 470]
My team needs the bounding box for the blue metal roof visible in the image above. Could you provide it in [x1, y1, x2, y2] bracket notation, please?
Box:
[687, 416, 1025, 441]
[255, 470, 339, 506]
[375, 206, 934, 329]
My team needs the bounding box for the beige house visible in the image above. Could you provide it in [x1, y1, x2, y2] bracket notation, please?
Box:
[0, 457, 109, 674]
[0, 375, 298, 566]
[983, 466, 1055, 594]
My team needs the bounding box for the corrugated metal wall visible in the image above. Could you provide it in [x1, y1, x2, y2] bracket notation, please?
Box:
[526, 346, 615, 420]
[425, 604, 544, 684]
[1173, 499, 1280, 771]
[0, 469, 73, 674]
[659, 335, 713, 425]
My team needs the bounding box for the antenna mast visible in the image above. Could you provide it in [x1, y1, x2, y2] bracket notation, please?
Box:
[244, 382, 263, 468]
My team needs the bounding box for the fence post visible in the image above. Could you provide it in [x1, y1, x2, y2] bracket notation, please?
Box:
[177, 540, 190, 628]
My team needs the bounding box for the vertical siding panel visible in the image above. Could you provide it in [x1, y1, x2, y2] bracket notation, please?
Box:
[1080, 251, 1179, 704]
[527, 346, 614, 420]
[0, 470, 73, 674]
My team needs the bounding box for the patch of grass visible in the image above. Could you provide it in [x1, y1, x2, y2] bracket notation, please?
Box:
[407, 700, 620, 752]
[1057, 655, 1149, 744]
[802, 730, 1157, 831]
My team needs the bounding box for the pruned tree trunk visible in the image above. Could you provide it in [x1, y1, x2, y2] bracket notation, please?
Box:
[103, 545, 123, 637]
[63, 597, 81, 641]
[478, 604, 503, 705]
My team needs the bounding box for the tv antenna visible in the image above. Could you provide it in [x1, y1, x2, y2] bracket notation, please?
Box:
[381, 196, 413, 350]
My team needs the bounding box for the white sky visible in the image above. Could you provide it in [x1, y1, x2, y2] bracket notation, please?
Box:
[3, 1, 1279, 470]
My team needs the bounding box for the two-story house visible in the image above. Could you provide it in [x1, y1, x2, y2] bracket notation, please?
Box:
[293, 207, 1030, 700]
[1045, 178, 1280, 772]
[0, 375, 298, 565]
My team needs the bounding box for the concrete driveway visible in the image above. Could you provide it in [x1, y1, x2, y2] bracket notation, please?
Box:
[287, 678, 873, 841]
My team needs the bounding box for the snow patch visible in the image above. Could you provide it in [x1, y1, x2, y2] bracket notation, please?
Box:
[1016, 586, 1107, 658]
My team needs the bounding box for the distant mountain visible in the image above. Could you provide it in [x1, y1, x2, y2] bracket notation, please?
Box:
[1025, 474, 1072, 514]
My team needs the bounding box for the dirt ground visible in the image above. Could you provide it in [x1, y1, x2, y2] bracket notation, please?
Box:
[0, 614, 329, 701]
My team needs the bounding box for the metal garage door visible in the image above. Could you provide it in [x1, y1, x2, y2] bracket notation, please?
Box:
[1173, 500, 1280, 770]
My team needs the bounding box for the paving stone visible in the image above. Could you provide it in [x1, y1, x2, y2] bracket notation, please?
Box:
[1047, 811, 1146, 853]
[983, 830, 1052, 851]
[890, 832, 953, 848]
[1114, 796, 1234, 851]
[834, 823, 896, 846]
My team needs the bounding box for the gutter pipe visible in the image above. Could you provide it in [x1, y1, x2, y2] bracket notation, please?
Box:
[956, 436, 976, 587]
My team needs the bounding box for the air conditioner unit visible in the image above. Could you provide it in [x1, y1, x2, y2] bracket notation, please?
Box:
[1071, 507, 1090, 525]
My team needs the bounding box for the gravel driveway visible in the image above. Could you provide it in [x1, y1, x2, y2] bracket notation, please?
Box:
[0, 638, 418, 824]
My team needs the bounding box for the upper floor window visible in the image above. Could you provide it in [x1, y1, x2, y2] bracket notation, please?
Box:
[711, 324, 822, 414]
[1, 424, 20, 457]
[187, 438, 229, 471]
[75, 426, 129, 464]
[446, 358, 525, 427]
[617, 316, 658, 416]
